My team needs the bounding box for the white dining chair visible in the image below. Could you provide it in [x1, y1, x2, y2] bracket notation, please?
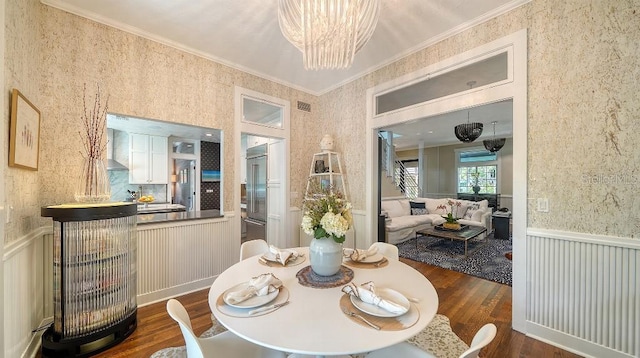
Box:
[240, 239, 269, 260]
[369, 242, 399, 261]
[166, 298, 286, 358]
[364, 322, 497, 358]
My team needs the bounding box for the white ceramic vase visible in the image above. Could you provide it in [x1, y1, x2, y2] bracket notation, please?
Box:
[309, 237, 343, 276]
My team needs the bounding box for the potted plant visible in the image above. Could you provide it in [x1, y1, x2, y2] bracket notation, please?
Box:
[301, 180, 352, 276]
[437, 200, 462, 230]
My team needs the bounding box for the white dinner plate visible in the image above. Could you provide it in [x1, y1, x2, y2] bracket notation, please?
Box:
[350, 288, 410, 318]
[357, 253, 384, 263]
[223, 282, 279, 309]
[261, 250, 306, 266]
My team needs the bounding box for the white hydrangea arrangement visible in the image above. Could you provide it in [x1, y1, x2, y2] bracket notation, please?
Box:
[301, 181, 352, 243]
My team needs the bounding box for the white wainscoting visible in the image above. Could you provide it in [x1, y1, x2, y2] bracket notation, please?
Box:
[8, 217, 638, 358]
[136, 214, 238, 305]
[289, 207, 301, 247]
[3, 227, 48, 358]
[290, 207, 366, 249]
[526, 229, 640, 358]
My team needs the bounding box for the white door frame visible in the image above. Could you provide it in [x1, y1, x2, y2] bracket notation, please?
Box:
[234, 87, 291, 248]
[365, 29, 528, 332]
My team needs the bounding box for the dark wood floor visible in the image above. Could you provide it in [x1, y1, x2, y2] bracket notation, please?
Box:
[48, 259, 583, 358]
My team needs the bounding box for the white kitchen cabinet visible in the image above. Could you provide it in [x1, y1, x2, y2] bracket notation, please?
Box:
[129, 133, 168, 184]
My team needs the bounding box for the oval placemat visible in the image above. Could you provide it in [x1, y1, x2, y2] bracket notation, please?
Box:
[339, 294, 419, 331]
[343, 257, 389, 269]
[296, 265, 354, 288]
[216, 287, 290, 318]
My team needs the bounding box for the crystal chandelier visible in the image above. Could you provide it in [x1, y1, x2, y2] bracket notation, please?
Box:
[483, 121, 506, 152]
[454, 81, 483, 143]
[278, 0, 381, 70]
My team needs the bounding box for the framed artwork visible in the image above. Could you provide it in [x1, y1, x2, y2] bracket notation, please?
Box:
[202, 170, 221, 182]
[9, 89, 40, 170]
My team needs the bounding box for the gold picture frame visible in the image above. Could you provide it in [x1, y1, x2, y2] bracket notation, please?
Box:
[9, 89, 41, 170]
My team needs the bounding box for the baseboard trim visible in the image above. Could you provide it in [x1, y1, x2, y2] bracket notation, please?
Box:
[22, 317, 53, 358]
[136, 276, 217, 307]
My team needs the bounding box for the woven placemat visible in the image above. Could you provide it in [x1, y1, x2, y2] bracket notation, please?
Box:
[339, 294, 419, 331]
[296, 265, 354, 288]
[343, 257, 389, 269]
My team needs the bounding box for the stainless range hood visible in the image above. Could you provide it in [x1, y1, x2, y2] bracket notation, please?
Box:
[107, 129, 128, 171]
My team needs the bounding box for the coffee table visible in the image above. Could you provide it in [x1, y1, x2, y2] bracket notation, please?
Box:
[415, 225, 487, 257]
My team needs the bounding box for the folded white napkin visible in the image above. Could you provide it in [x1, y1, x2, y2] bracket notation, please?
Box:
[341, 281, 408, 315]
[224, 273, 282, 305]
[267, 245, 299, 265]
[348, 246, 378, 262]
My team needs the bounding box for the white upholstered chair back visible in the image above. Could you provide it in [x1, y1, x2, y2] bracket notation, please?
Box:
[369, 242, 399, 260]
[240, 239, 269, 260]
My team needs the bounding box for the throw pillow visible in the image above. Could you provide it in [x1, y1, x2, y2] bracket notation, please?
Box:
[411, 208, 429, 215]
[409, 201, 426, 215]
[454, 204, 469, 219]
[464, 202, 481, 220]
[471, 209, 485, 222]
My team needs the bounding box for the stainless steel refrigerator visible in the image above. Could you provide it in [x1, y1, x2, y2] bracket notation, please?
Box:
[245, 144, 267, 241]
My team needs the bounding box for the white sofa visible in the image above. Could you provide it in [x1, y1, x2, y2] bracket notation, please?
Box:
[381, 197, 493, 245]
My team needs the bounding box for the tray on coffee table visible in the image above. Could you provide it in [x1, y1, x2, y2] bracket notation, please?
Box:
[415, 226, 487, 257]
[434, 224, 469, 232]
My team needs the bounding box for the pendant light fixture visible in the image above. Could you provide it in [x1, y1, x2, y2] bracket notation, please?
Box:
[454, 81, 483, 143]
[483, 121, 506, 152]
[278, 0, 381, 70]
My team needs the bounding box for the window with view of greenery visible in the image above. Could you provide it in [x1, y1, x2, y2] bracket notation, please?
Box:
[457, 149, 498, 194]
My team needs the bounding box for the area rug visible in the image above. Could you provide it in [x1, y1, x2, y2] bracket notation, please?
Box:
[151, 314, 468, 357]
[398, 234, 512, 286]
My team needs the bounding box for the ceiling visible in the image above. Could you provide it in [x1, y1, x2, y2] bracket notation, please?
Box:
[42, 0, 524, 95]
[383, 100, 513, 150]
[46, 0, 522, 147]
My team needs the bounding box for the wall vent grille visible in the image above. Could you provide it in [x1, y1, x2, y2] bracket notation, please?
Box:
[297, 101, 311, 112]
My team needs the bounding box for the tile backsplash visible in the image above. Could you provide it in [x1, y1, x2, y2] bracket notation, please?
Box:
[108, 170, 167, 203]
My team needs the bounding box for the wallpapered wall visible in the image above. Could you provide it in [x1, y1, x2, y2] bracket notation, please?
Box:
[4, 0, 639, 245]
[3, 0, 320, 245]
[319, 0, 639, 238]
[4, 0, 42, 243]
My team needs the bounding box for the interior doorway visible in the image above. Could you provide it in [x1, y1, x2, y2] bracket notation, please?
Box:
[235, 87, 291, 249]
[366, 30, 527, 331]
[241, 134, 270, 243]
[173, 158, 196, 211]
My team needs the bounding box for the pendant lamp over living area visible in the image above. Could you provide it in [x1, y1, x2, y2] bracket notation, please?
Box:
[483, 121, 506, 152]
[454, 81, 483, 143]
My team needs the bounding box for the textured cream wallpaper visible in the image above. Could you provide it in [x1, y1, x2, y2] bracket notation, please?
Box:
[320, 0, 639, 238]
[38, 4, 318, 215]
[4, 1, 318, 244]
[5, 0, 639, 245]
[4, 0, 42, 243]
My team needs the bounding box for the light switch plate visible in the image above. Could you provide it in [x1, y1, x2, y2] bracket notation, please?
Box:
[537, 198, 549, 212]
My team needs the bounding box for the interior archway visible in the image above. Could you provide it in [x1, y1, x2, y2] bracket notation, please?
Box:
[365, 29, 527, 331]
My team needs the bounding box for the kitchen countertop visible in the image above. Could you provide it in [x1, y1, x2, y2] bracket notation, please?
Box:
[136, 209, 222, 224]
[136, 202, 186, 214]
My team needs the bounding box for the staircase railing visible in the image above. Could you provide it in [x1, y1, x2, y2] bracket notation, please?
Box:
[379, 133, 420, 199]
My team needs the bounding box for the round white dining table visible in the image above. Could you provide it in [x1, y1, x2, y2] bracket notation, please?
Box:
[208, 247, 439, 357]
